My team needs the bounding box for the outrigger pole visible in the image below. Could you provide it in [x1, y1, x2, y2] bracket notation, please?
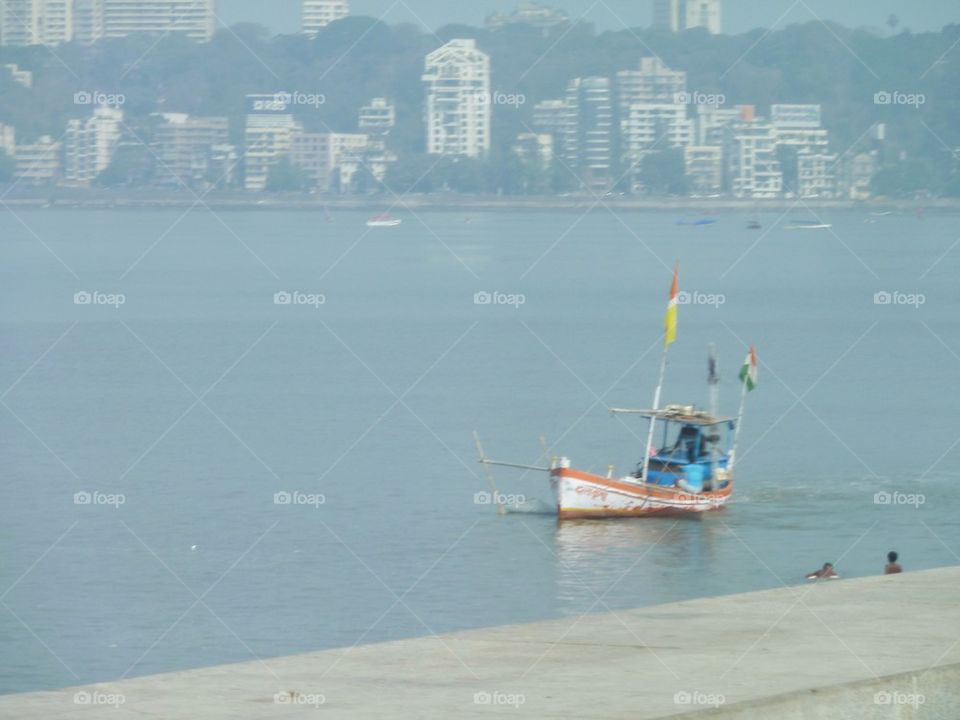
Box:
[473, 431, 506, 515]
[640, 264, 679, 483]
[729, 345, 757, 474]
[473, 432, 552, 515]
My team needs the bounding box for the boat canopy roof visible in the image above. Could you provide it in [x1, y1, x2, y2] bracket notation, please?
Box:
[609, 404, 734, 426]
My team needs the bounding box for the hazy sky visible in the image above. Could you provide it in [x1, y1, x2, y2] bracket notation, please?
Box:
[217, 0, 958, 35]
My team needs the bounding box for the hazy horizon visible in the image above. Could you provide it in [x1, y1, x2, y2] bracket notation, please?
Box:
[217, 0, 958, 35]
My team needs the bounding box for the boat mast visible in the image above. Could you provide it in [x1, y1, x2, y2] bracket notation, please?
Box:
[708, 344, 720, 479]
[708, 343, 719, 418]
[640, 348, 669, 482]
[640, 265, 679, 482]
[729, 376, 749, 473]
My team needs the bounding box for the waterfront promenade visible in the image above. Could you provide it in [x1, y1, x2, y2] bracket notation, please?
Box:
[2, 566, 957, 718]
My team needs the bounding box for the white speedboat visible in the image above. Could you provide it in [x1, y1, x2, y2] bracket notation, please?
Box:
[366, 214, 401, 228]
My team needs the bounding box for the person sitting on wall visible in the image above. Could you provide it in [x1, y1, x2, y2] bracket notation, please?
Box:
[884, 551, 903, 574]
[806, 562, 839, 580]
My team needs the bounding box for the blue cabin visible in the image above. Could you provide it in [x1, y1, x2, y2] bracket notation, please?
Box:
[631, 405, 736, 493]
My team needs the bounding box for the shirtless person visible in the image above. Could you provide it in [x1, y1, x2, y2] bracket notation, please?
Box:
[806, 562, 839, 580]
[884, 551, 903, 574]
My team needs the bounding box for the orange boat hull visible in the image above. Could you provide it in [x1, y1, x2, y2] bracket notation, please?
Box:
[550, 467, 733, 519]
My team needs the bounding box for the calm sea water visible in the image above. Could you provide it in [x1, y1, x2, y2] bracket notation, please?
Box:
[1, 207, 958, 694]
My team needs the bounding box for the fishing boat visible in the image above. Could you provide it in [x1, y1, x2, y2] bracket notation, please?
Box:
[547, 406, 737, 518]
[784, 220, 831, 230]
[366, 213, 402, 227]
[475, 269, 758, 519]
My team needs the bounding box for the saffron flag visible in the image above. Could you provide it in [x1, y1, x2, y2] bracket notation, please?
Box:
[739, 345, 758, 391]
[664, 265, 678, 347]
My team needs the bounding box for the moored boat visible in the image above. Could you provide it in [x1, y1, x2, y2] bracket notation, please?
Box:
[784, 220, 831, 230]
[366, 213, 402, 227]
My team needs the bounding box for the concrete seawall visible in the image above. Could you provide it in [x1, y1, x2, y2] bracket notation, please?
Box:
[2, 566, 958, 718]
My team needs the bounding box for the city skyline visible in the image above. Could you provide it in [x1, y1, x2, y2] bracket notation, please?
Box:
[0, 1, 953, 200]
[0, 44, 859, 200]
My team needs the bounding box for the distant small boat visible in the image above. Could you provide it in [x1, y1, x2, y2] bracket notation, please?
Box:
[784, 220, 831, 230]
[676, 218, 717, 226]
[871, 211, 893, 217]
[747, 220, 762, 230]
[366, 214, 401, 228]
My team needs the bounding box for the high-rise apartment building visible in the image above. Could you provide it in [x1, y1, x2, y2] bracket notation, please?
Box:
[1, 0, 72, 46]
[302, 0, 348, 36]
[422, 39, 491, 158]
[616, 57, 688, 110]
[152, 113, 230, 187]
[358, 98, 395, 135]
[653, 0, 721, 34]
[64, 106, 124, 185]
[244, 94, 301, 191]
[72, 0, 103, 45]
[0, 124, 16, 157]
[102, 0, 216, 42]
[485, 3, 568, 31]
[616, 58, 693, 178]
[725, 113, 783, 198]
[621, 103, 694, 163]
[566, 76, 614, 188]
[1, 0, 216, 45]
[684, 145, 723, 193]
[14, 135, 62, 184]
[796, 149, 837, 198]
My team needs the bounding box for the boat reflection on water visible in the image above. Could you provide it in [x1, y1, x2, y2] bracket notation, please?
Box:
[552, 517, 727, 614]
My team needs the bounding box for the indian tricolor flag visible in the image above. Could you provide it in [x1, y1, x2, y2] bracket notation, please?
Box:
[739, 345, 758, 391]
[663, 265, 678, 348]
